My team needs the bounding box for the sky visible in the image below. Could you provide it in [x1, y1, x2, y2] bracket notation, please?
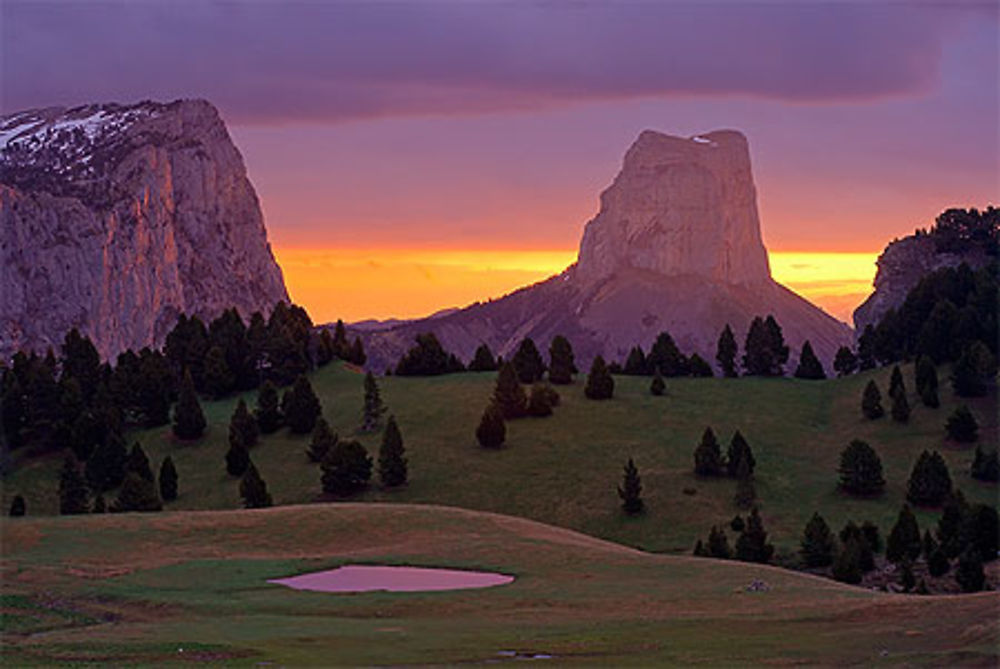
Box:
[2, 1, 997, 325]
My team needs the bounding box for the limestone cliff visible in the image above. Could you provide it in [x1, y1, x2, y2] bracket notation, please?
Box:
[0, 99, 289, 361]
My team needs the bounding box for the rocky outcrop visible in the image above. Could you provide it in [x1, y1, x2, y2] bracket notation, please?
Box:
[0, 99, 289, 361]
[356, 129, 852, 373]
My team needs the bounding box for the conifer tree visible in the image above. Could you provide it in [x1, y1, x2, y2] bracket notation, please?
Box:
[332, 319, 350, 359]
[584, 356, 615, 400]
[734, 507, 774, 563]
[548, 335, 576, 384]
[726, 430, 755, 478]
[742, 316, 788, 376]
[693, 427, 724, 477]
[649, 331, 688, 376]
[378, 415, 408, 487]
[126, 442, 154, 482]
[716, 324, 738, 378]
[159, 456, 178, 502]
[914, 355, 939, 408]
[898, 559, 916, 592]
[688, 354, 713, 377]
[225, 428, 251, 477]
[928, 544, 950, 577]
[320, 439, 372, 497]
[937, 490, 969, 559]
[839, 521, 875, 572]
[240, 461, 274, 509]
[172, 368, 206, 440]
[889, 365, 905, 400]
[93, 494, 106, 514]
[965, 504, 999, 564]
[113, 470, 162, 512]
[890, 386, 910, 423]
[733, 457, 757, 510]
[800, 512, 836, 567]
[861, 520, 882, 554]
[282, 375, 322, 434]
[316, 328, 335, 366]
[348, 337, 367, 366]
[794, 341, 826, 379]
[361, 371, 386, 432]
[617, 458, 644, 516]
[837, 439, 885, 496]
[59, 455, 90, 515]
[512, 338, 546, 384]
[906, 450, 952, 506]
[527, 382, 559, 417]
[886, 504, 922, 563]
[951, 341, 995, 398]
[693, 540, 708, 557]
[476, 404, 506, 449]
[307, 417, 338, 463]
[833, 346, 858, 377]
[730, 515, 745, 532]
[9, 495, 25, 517]
[623, 346, 648, 376]
[857, 324, 877, 370]
[707, 526, 732, 559]
[255, 380, 283, 434]
[229, 399, 259, 449]
[85, 431, 128, 492]
[493, 361, 528, 418]
[832, 537, 863, 584]
[955, 548, 985, 593]
[971, 446, 999, 482]
[202, 345, 235, 398]
[468, 343, 498, 372]
[861, 380, 884, 419]
[650, 369, 666, 396]
[945, 405, 978, 443]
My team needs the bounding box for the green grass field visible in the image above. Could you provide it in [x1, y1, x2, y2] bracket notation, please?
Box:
[3, 503, 998, 666]
[3, 363, 997, 556]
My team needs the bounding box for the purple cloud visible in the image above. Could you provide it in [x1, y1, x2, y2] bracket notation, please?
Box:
[0, 1, 989, 123]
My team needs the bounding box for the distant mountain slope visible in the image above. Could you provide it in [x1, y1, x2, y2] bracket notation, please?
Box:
[0, 99, 288, 361]
[358, 129, 851, 372]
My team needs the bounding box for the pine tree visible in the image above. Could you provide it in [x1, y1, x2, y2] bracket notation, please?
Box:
[742, 316, 788, 377]
[584, 356, 614, 400]
[693, 427, 724, 477]
[623, 346, 648, 376]
[93, 494, 106, 514]
[172, 368, 206, 440]
[650, 370, 666, 396]
[889, 365, 905, 399]
[937, 490, 969, 559]
[229, 399, 259, 449]
[890, 386, 910, 423]
[839, 521, 875, 572]
[307, 417, 338, 463]
[332, 319, 350, 359]
[914, 355, 939, 408]
[928, 545, 950, 577]
[548, 336, 576, 385]
[734, 507, 774, 563]
[730, 515, 745, 533]
[225, 428, 251, 477]
[965, 504, 999, 564]
[922, 529, 938, 560]
[59, 455, 90, 515]
[861, 520, 882, 554]
[255, 381, 282, 434]
[837, 440, 885, 495]
[886, 504, 922, 563]
[512, 338, 546, 384]
[794, 341, 826, 379]
[320, 439, 372, 497]
[85, 431, 128, 492]
[861, 380, 884, 419]
[971, 446, 999, 482]
[832, 537, 863, 584]
[112, 471, 162, 512]
[378, 415, 408, 487]
[733, 458, 757, 510]
[649, 331, 689, 377]
[240, 461, 274, 509]
[951, 341, 995, 398]
[348, 337, 367, 366]
[898, 559, 916, 592]
[906, 450, 952, 507]
[476, 404, 506, 449]
[202, 345, 235, 399]
[361, 371, 386, 432]
[126, 442, 154, 482]
[283, 375, 322, 434]
[159, 456, 178, 502]
[833, 346, 858, 377]
[617, 458, 644, 515]
[527, 382, 559, 417]
[316, 328, 335, 366]
[468, 344, 498, 372]
[945, 405, 978, 443]
[9, 495, 25, 517]
[492, 362, 528, 418]
[688, 354, 713, 377]
[955, 548, 985, 593]
[726, 430, 756, 478]
[800, 512, 836, 567]
[716, 324, 738, 378]
[693, 540, 708, 557]
[857, 324, 877, 370]
[707, 526, 732, 559]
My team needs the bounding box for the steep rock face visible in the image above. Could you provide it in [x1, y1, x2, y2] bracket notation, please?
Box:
[357, 129, 851, 373]
[852, 234, 991, 335]
[0, 100, 288, 360]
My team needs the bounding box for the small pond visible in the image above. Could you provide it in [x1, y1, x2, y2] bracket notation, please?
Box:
[268, 565, 515, 593]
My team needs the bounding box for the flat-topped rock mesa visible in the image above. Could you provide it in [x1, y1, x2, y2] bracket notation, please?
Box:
[356, 129, 852, 373]
[0, 99, 289, 360]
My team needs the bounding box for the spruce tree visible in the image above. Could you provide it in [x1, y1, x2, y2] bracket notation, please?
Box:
[833, 346, 858, 377]
[965, 504, 999, 564]
[202, 345, 235, 399]
[734, 507, 774, 563]
[316, 328, 335, 366]
[240, 461, 274, 509]
[890, 386, 910, 423]
[527, 382, 559, 417]
[225, 429, 251, 477]
[839, 521, 875, 572]
[378, 415, 408, 487]
[971, 446, 999, 482]
[915, 355, 939, 408]
[113, 471, 162, 512]
[85, 431, 128, 492]
[348, 337, 367, 366]
[126, 442, 154, 482]
[650, 369, 666, 396]
[945, 405, 978, 443]
[794, 341, 826, 379]
[93, 494, 107, 514]
[493, 362, 528, 418]
[707, 526, 732, 559]
[59, 455, 90, 515]
[716, 324, 738, 378]
[861, 380, 884, 419]
[584, 356, 614, 400]
[694, 427, 725, 476]
[255, 381, 282, 434]
[332, 319, 350, 359]
[730, 515, 745, 532]
[955, 548, 985, 593]
[837, 440, 885, 496]
[928, 545, 950, 577]
[857, 325, 877, 370]
[733, 457, 757, 510]
[800, 512, 836, 567]
[361, 371, 386, 432]
[906, 450, 952, 506]
[307, 417, 338, 463]
[159, 456, 178, 502]
[898, 559, 916, 592]
[688, 354, 713, 377]
[512, 338, 546, 384]
[283, 375, 322, 434]
[832, 537, 863, 584]
[623, 346, 648, 376]
[547, 335, 576, 385]
[693, 540, 708, 557]
[172, 368, 206, 440]
[886, 504, 922, 563]
[468, 344, 498, 372]
[476, 404, 506, 449]
[937, 490, 969, 559]
[648, 331, 688, 376]
[861, 520, 882, 554]
[617, 458, 644, 516]
[320, 439, 372, 497]
[726, 430, 755, 478]
[951, 341, 994, 398]
[888, 365, 905, 399]
[9, 495, 25, 517]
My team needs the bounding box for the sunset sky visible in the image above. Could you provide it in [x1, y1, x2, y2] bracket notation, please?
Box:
[3, 1, 997, 326]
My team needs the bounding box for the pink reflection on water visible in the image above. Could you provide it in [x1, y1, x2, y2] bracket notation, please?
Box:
[268, 565, 515, 593]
